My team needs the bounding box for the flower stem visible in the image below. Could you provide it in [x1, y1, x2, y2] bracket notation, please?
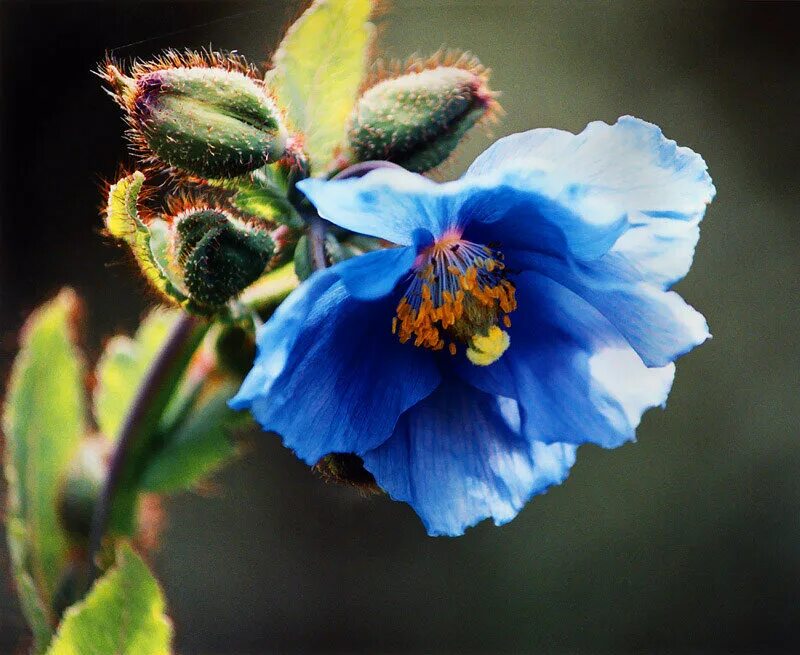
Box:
[308, 215, 329, 271]
[87, 311, 208, 585]
[330, 160, 405, 181]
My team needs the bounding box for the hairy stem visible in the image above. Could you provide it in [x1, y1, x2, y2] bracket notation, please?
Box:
[87, 312, 208, 585]
[308, 216, 329, 271]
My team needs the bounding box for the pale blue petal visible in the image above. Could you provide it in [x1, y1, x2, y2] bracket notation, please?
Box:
[456, 271, 676, 448]
[465, 116, 714, 263]
[362, 378, 576, 536]
[606, 215, 701, 289]
[297, 169, 458, 245]
[231, 273, 440, 465]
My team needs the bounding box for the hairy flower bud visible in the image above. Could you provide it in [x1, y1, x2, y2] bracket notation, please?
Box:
[346, 55, 499, 172]
[171, 206, 275, 309]
[314, 453, 380, 494]
[102, 51, 290, 178]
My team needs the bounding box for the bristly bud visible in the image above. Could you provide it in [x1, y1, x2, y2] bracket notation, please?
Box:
[345, 53, 500, 172]
[100, 51, 291, 179]
[314, 453, 381, 495]
[170, 205, 275, 309]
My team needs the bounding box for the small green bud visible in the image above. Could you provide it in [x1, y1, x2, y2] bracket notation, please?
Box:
[346, 56, 499, 172]
[102, 51, 291, 178]
[171, 206, 275, 309]
[57, 436, 110, 544]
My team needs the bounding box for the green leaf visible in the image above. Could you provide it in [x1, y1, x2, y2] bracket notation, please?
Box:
[233, 166, 303, 227]
[45, 543, 173, 655]
[267, 0, 374, 173]
[93, 308, 180, 441]
[139, 382, 241, 493]
[7, 518, 53, 653]
[105, 172, 189, 306]
[293, 234, 313, 281]
[239, 262, 300, 313]
[3, 289, 87, 647]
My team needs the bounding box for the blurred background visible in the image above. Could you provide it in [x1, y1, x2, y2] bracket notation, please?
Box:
[1, 1, 799, 653]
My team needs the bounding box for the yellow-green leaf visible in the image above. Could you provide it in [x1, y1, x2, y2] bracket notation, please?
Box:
[7, 518, 53, 653]
[3, 289, 87, 647]
[93, 308, 180, 441]
[46, 543, 173, 655]
[105, 172, 188, 306]
[267, 0, 374, 173]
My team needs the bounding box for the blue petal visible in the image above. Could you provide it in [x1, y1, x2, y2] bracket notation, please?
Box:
[231, 271, 440, 465]
[230, 268, 339, 410]
[606, 215, 702, 290]
[362, 378, 577, 536]
[334, 245, 415, 300]
[465, 116, 714, 262]
[510, 250, 710, 368]
[456, 271, 676, 448]
[297, 169, 459, 245]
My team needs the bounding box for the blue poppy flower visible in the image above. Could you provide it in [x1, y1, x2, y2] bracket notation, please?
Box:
[230, 116, 714, 536]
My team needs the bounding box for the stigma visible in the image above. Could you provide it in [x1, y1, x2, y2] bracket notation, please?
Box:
[393, 233, 516, 365]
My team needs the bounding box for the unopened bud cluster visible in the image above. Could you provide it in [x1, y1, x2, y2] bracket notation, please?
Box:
[99, 48, 498, 354]
[105, 171, 274, 314]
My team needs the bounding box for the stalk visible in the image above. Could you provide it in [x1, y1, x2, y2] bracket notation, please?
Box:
[87, 312, 208, 584]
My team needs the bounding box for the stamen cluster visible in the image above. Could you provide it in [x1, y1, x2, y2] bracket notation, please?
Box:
[393, 235, 516, 360]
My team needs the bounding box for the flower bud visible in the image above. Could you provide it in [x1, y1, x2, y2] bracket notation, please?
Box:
[102, 52, 289, 178]
[346, 56, 499, 172]
[314, 453, 380, 495]
[57, 436, 110, 544]
[171, 206, 275, 309]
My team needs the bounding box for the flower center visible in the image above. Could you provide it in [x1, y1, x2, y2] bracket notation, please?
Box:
[393, 234, 516, 365]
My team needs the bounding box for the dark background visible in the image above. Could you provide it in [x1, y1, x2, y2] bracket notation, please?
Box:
[2, 1, 799, 653]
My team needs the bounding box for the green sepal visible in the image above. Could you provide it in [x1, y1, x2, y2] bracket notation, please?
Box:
[45, 543, 173, 655]
[324, 232, 384, 265]
[314, 453, 380, 494]
[56, 438, 109, 545]
[3, 290, 87, 649]
[110, 61, 288, 179]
